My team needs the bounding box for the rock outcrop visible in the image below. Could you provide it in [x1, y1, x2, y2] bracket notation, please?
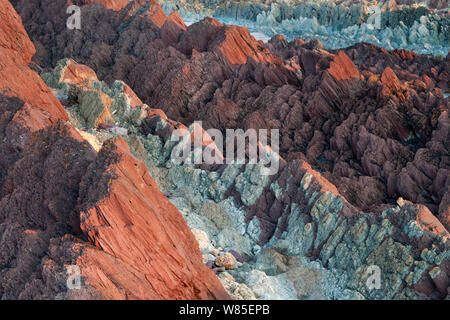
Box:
[3, 0, 449, 300]
[177, 17, 280, 68]
[77, 137, 229, 299]
[162, 0, 449, 56]
[0, 0, 228, 300]
[10, 0, 448, 234]
[0, 0, 67, 130]
[75, 0, 131, 11]
[39, 51, 449, 299]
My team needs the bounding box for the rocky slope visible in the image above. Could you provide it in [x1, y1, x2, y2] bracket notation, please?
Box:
[11, 0, 449, 220]
[4, 0, 450, 299]
[42, 54, 449, 299]
[0, 0, 228, 300]
[161, 0, 449, 56]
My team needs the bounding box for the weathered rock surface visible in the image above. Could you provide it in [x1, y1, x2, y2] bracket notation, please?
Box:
[0, 0, 68, 130]
[75, 0, 131, 11]
[177, 16, 280, 68]
[77, 137, 229, 299]
[4, 0, 450, 300]
[162, 0, 449, 56]
[42, 55, 448, 300]
[10, 1, 448, 225]
[0, 0, 228, 300]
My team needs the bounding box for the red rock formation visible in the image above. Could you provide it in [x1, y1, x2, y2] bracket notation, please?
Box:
[9, 0, 450, 253]
[412, 202, 449, 237]
[59, 59, 99, 86]
[0, 0, 228, 300]
[215, 26, 279, 68]
[78, 137, 228, 299]
[327, 51, 361, 81]
[178, 17, 280, 69]
[73, 0, 131, 11]
[380, 66, 405, 98]
[0, 0, 67, 132]
[167, 11, 187, 29]
[118, 82, 143, 108]
[161, 11, 187, 45]
[3, 0, 449, 300]
[143, 1, 167, 27]
[303, 50, 363, 118]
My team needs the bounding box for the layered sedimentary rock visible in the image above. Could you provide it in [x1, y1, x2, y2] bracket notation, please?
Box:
[41, 47, 449, 299]
[74, 0, 131, 11]
[0, 0, 228, 300]
[11, 0, 449, 231]
[77, 137, 229, 299]
[5, 0, 450, 300]
[161, 0, 449, 56]
[0, 0, 67, 129]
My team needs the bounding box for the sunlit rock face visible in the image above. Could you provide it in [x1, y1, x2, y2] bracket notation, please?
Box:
[4, 0, 450, 300]
[161, 0, 449, 56]
[42, 50, 449, 300]
[0, 0, 229, 300]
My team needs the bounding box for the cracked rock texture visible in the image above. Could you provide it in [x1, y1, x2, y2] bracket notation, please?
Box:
[42, 49, 449, 299]
[11, 0, 448, 224]
[0, 0, 229, 300]
[3, 0, 450, 300]
[162, 0, 449, 56]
